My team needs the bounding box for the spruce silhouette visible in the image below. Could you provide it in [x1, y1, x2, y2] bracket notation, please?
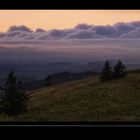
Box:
[46, 75, 51, 86]
[113, 60, 127, 79]
[100, 60, 113, 82]
[0, 70, 30, 116]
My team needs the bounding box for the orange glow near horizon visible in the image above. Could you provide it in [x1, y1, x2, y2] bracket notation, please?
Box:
[0, 10, 140, 32]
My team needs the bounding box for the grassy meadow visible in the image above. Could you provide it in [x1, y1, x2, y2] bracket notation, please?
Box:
[0, 70, 140, 121]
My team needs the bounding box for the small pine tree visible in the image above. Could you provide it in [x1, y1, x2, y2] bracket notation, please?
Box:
[46, 75, 51, 86]
[100, 60, 113, 82]
[113, 60, 127, 79]
[0, 70, 30, 116]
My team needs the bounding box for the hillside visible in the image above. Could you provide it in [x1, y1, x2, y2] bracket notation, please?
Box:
[23, 71, 95, 91]
[0, 70, 140, 121]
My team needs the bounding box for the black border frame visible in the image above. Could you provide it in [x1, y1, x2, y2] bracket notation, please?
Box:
[1, 121, 140, 127]
[0, 0, 140, 9]
[0, 0, 140, 127]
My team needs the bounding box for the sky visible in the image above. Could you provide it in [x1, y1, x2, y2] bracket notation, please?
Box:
[0, 10, 140, 32]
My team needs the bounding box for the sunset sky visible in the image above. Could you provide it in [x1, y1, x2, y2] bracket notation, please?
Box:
[0, 10, 140, 32]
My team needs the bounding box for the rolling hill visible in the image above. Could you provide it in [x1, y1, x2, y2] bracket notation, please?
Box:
[0, 70, 140, 121]
[22, 71, 95, 91]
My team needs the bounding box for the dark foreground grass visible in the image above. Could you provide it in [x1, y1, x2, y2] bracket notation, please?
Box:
[0, 71, 140, 121]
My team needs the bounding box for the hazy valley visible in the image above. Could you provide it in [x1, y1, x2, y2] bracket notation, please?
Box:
[0, 39, 140, 84]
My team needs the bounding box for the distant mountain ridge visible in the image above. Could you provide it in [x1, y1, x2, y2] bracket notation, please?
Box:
[0, 60, 140, 85]
[23, 71, 95, 91]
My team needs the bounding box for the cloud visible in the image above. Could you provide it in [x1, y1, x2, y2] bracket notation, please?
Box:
[36, 33, 50, 40]
[0, 21, 140, 41]
[48, 29, 68, 38]
[65, 30, 99, 39]
[0, 32, 6, 38]
[7, 31, 23, 37]
[120, 27, 140, 38]
[94, 25, 116, 37]
[7, 25, 33, 33]
[74, 23, 93, 30]
[130, 21, 140, 27]
[113, 22, 136, 36]
[35, 28, 47, 33]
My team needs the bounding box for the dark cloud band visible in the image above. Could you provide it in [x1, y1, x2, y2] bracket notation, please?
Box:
[0, 21, 140, 41]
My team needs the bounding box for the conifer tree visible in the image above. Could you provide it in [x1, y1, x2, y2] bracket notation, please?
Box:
[0, 70, 30, 116]
[46, 75, 51, 86]
[113, 60, 127, 79]
[100, 60, 113, 82]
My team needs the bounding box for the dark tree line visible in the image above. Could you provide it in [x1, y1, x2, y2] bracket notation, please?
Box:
[100, 60, 127, 82]
[0, 70, 30, 116]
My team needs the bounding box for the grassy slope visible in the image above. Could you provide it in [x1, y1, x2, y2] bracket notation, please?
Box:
[0, 70, 140, 121]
